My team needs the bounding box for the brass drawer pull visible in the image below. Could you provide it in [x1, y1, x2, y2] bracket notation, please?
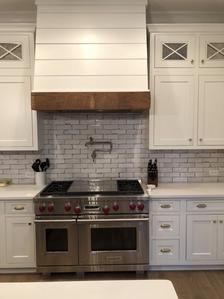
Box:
[14, 206, 25, 211]
[160, 204, 171, 209]
[160, 248, 171, 253]
[160, 224, 171, 229]
[196, 203, 207, 208]
[220, 220, 223, 224]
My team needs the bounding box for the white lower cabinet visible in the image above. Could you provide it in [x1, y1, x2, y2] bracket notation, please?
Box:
[0, 200, 36, 270]
[150, 198, 224, 268]
[150, 199, 181, 266]
[217, 215, 224, 260]
[0, 203, 4, 266]
[187, 214, 224, 263]
[5, 216, 35, 267]
[186, 215, 217, 261]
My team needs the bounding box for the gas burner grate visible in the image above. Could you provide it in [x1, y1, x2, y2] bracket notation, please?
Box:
[40, 181, 73, 195]
[117, 180, 144, 194]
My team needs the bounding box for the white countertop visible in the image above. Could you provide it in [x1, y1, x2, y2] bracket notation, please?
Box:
[0, 280, 178, 299]
[0, 184, 42, 200]
[148, 183, 224, 199]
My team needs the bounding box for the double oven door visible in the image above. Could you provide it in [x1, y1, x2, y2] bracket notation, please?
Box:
[35, 218, 78, 266]
[78, 215, 149, 266]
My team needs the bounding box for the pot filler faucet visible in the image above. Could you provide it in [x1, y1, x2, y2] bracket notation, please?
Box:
[85, 137, 113, 162]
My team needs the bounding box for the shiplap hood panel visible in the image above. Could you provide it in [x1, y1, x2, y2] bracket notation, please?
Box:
[32, 0, 150, 111]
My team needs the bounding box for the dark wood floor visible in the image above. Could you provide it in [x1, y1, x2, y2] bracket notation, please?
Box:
[1, 271, 224, 299]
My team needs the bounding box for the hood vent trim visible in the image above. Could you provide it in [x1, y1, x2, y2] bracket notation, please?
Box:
[31, 92, 150, 112]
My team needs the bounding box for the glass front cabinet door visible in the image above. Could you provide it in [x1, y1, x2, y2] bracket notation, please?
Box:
[0, 34, 30, 68]
[200, 35, 224, 68]
[154, 34, 196, 68]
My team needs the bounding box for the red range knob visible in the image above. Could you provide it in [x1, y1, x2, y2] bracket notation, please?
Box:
[112, 202, 119, 211]
[129, 202, 136, 211]
[39, 203, 46, 212]
[137, 202, 145, 211]
[103, 205, 110, 215]
[64, 202, 71, 212]
[74, 206, 81, 214]
[47, 203, 54, 212]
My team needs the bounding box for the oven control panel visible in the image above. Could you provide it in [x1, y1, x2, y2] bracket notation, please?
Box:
[35, 198, 148, 215]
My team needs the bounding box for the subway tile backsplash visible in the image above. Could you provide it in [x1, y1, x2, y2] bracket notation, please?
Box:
[1, 112, 224, 185]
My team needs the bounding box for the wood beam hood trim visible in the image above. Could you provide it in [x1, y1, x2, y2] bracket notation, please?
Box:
[31, 92, 150, 112]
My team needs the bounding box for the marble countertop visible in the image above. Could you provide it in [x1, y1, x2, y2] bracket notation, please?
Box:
[0, 184, 43, 200]
[148, 183, 224, 199]
[0, 280, 178, 299]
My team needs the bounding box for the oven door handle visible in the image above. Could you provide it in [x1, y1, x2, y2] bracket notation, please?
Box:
[34, 219, 76, 223]
[78, 217, 150, 223]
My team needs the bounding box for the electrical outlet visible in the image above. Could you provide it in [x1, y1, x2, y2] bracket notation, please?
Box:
[209, 169, 219, 176]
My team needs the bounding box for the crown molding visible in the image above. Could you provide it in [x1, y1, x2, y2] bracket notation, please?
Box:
[147, 10, 224, 25]
[147, 23, 224, 33]
[0, 22, 36, 32]
[0, 11, 36, 24]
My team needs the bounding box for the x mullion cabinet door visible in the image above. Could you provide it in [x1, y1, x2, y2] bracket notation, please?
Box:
[199, 35, 224, 68]
[154, 34, 196, 68]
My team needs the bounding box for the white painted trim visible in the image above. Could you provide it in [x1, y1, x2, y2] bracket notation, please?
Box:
[35, 0, 148, 5]
[148, 11, 224, 25]
[0, 12, 36, 24]
[149, 265, 224, 271]
[0, 22, 36, 32]
[147, 23, 224, 33]
[0, 269, 36, 273]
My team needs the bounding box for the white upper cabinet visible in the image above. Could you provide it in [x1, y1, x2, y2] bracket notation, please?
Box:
[0, 26, 38, 151]
[149, 25, 224, 149]
[0, 77, 36, 149]
[198, 75, 224, 146]
[155, 34, 196, 68]
[200, 35, 224, 68]
[153, 75, 194, 146]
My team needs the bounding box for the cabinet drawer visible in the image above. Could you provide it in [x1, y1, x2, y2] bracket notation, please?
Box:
[151, 200, 180, 212]
[152, 215, 179, 238]
[5, 202, 34, 215]
[151, 240, 180, 265]
[187, 201, 224, 212]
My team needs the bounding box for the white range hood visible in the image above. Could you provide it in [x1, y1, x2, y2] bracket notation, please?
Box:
[32, 0, 150, 111]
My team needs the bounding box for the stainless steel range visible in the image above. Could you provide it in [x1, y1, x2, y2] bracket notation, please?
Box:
[34, 179, 149, 273]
